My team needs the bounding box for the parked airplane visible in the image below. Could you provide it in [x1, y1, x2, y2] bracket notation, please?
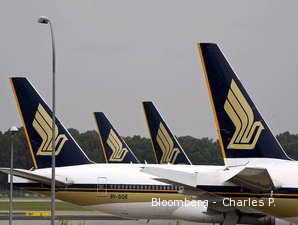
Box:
[142, 101, 192, 165]
[3, 77, 270, 225]
[142, 43, 298, 225]
[93, 112, 140, 163]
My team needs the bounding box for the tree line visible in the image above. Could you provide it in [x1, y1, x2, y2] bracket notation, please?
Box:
[0, 128, 298, 177]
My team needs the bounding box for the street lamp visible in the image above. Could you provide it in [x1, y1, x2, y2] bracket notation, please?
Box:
[38, 16, 56, 225]
[9, 126, 18, 225]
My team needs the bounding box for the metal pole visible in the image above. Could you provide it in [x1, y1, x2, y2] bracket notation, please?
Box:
[9, 137, 14, 225]
[49, 20, 56, 225]
[38, 17, 56, 225]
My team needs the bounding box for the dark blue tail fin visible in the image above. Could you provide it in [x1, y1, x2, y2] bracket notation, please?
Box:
[142, 101, 192, 165]
[93, 112, 140, 163]
[10, 77, 92, 168]
[197, 43, 291, 161]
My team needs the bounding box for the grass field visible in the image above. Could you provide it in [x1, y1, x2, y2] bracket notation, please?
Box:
[0, 201, 86, 211]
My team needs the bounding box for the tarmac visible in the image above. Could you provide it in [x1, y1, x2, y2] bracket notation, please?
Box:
[0, 220, 200, 225]
[0, 211, 202, 225]
[0, 198, 61, 202]
[0, 198, 203, 225]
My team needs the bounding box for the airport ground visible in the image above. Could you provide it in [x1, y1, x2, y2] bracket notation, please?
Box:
[0, 219, 200, 225]
[0, 198, 201, 225]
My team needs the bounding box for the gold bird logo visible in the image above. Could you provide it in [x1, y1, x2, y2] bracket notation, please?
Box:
[33, 104, 68, 156]
[156, 123, 180, 163]
[224, 79, 264, 149]
[107, 129, 128, 162]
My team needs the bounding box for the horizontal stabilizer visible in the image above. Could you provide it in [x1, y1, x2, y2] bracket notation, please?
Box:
[0, 168, 71, 187]
[227, 167, 274, 191]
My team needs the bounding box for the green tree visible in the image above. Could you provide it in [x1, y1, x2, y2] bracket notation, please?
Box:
[2, 128, 298, 174]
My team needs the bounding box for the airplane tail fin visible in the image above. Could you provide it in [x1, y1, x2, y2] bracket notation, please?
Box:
[197, 43, 291, 162]
[142, 101, 192, 165]
[10, 77, 92, 169]
[93, 112, 140, 163]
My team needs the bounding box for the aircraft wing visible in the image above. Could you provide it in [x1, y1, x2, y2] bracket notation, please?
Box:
[142, 165, 274, 192]
[143, 166, 198, 187]
[0, 168, 71, 187]
[142, 166, 225, 209]
[141, 166, 265, 215]
[225, 167, 274, 191]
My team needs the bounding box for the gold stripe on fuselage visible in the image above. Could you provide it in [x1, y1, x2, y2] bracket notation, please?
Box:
[26, 185, 298, 219]
[35, 189, 298, 218]
[37, 191, 188, 205]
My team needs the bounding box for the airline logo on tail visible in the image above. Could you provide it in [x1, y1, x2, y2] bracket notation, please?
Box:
[224, 80, 264, 149]
[107, 129, 128, 162]
[156, 123, 180, 163]
[32, 104, 68, 156]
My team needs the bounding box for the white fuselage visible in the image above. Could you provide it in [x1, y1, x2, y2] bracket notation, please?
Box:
[14, 160, 298, 224]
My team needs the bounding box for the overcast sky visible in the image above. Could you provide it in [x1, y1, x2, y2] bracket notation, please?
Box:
[1, 0, 298, 138]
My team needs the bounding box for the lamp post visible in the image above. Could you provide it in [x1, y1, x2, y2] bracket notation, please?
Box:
[38, 16, 56, 225]
[9, 126, 18, 225]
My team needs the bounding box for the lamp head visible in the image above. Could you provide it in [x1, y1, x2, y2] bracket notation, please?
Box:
[9, 126, 18, 133]
[38, 16, 50, 24]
